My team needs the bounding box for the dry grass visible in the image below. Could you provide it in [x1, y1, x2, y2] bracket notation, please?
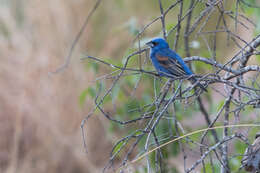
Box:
[0, 0, 119, 172]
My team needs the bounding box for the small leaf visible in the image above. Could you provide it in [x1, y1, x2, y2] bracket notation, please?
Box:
[87, 87, 96, 98]
[203, 162, 220, 173]
[112, 140, 125, 156]
[216, 100, 225, 111]
[111, 84, 120, 103]
[166, 23, 176, 33]
[89, 61, 99, 73]
[79, 89, 88, 107]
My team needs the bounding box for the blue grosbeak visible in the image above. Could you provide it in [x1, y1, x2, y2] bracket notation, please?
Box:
[146, 38, 206, 91]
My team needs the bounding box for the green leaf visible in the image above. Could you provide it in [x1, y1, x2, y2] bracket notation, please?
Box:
[79, 87, 97, 107]
[111, 84, 120, 103]
[79, 89, 88, 107]
[88, 61, 99, 73]
[235, 140, 247, 154]
[216, 100, 225, 111]
[166, 23, 176, 33]
[112, 140, 125, 156]
[123, 99, 140, 117]
[256, 55, 260, 63]
[203, 162, 220, 173]
[87, 87, 96, 98]
[103, 94, 112, 104]
[230, 158, 242, 171]
[193, 59, 213, 73]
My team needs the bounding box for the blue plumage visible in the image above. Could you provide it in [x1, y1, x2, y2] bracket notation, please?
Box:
[146, 38, 206, 91]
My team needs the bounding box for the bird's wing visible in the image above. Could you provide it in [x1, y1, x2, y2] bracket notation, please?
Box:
[155, 51, 187, 77]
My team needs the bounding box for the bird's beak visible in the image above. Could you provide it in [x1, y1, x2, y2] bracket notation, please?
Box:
[146, 41, 153, 48]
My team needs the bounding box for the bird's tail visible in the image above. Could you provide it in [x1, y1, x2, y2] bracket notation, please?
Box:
[189, 76, 207, 92]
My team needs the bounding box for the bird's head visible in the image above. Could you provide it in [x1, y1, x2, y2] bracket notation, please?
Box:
[146, 38, 169, 51]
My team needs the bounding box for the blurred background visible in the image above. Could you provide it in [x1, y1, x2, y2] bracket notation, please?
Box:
[0, 0, 259, 173]
[0, 0, 162, 172]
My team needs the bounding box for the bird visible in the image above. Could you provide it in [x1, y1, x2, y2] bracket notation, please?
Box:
[146, 37, 206, 91]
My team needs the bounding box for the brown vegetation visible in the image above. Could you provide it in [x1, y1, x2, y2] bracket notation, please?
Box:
[0, 1, 115, 172]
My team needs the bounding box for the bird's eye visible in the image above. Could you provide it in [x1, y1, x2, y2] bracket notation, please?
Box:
[152, 42, 158, 46]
